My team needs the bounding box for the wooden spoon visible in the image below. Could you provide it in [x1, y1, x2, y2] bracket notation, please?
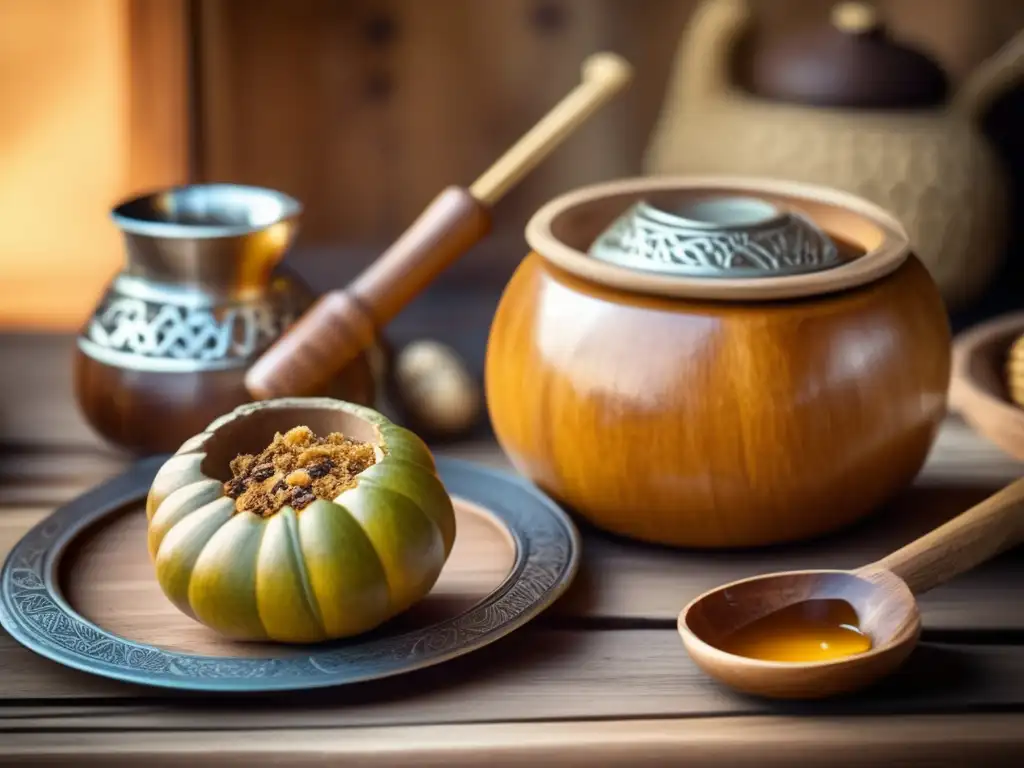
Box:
[677, 476, 1024, 700]
[245, 52, 633, 401]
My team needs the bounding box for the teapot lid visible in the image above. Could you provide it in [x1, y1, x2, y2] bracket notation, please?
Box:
[742, 2, 949, 109]
[588, 196, 842, 279]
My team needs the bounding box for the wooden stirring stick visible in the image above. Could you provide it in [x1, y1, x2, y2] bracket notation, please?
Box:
[245, 52, 633, 402]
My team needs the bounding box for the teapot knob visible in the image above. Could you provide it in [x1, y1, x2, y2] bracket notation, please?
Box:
[830, 2, 882, 36]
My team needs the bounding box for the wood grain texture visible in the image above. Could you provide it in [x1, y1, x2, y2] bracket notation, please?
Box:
[485, 250, 951, 548]
[4, 431, 1024, 632]
[0, 327, 1012, 468]
[187, 0, 1024, 287]
[193, 0, 691, 249]
[4, 714, 1024, 767]
[558, 481, 1024, 630]
[4, 330, 1024, 761]
[3, 626, 1024, 717]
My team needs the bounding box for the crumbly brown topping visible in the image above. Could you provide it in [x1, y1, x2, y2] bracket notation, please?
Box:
[224, 426, 377, 517]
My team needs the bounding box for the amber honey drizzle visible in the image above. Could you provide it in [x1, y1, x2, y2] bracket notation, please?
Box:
[717, 599, 872, 663]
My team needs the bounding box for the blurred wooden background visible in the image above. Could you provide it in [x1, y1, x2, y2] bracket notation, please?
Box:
[2, 0, 1023, 329]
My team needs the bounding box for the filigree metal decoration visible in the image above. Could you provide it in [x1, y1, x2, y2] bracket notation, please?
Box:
[0, 456, 580, 693]
[77, 277, 297, 373]
[589, 200, 841, 278]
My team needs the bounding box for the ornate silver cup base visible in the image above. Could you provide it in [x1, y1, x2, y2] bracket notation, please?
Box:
[78, 273, 303, 375]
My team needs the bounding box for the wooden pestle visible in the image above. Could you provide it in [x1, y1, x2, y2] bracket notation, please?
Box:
[245, 52, 633, 401]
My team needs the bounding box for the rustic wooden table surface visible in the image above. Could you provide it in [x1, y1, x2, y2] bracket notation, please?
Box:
[3, 332, 1024, 766]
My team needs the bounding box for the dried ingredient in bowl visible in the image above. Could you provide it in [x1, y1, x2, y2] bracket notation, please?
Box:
[224, 426, 376, 516]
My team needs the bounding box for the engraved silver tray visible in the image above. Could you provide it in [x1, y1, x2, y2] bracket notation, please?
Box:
[0, 456, 580, 693]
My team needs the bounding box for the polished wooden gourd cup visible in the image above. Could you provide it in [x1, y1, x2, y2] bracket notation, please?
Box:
[484, 176, 952, 548]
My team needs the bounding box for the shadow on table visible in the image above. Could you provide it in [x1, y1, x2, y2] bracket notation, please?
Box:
[733, 643, 1023, 717]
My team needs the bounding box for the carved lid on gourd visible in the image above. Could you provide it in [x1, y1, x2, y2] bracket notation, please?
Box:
[741, 2, 950, 108]
[526, 176, 910, 303]
[589, 196, 843, 279]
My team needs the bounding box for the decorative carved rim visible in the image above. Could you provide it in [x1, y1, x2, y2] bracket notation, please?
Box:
[525, 176, 911, 302]
[0, 456, 580, 693]
[588, 199, 843, 279]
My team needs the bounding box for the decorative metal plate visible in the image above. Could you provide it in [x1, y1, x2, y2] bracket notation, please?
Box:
[0, 456, 580, 693]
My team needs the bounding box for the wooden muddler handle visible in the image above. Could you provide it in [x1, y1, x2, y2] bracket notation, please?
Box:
[245, 52, 632, 401]
[246, 187, 488, 401]
[860, 476, 1024, 595]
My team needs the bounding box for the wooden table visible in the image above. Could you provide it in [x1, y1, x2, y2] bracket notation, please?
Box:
[3, 333, 1024, 766]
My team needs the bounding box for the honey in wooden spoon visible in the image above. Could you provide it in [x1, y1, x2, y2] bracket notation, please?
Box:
[716, 598, 872, 663]
[678, 476, 1024, 699]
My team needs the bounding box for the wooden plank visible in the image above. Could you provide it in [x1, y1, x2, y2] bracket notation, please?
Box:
[2, 627, 1024, 719]
[0, 334, 106, 448]
[2, 331, 1019, 466]
[560, 482, 1024, 630]
[3, 714, 1024, 767]
[193, 0, 692, 254]
[0, 306, 499, 451]
[3, 423, 1024, 631]
[125, 0, 193, 191]
[5, 481, 1024, 633]
[1, 414, 1020, 497]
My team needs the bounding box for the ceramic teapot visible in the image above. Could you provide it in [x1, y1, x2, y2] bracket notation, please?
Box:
[484, 176, 951, 549]
[644, 0, 1024, 310]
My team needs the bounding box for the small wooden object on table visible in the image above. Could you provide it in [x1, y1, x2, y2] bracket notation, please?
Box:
[951, 311, 1024, 461]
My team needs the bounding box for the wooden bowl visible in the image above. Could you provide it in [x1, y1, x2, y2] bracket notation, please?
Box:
[484, 176, 952, 549]
[950, 312, 1024, 461]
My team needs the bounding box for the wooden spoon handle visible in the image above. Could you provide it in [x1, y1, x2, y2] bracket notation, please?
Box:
[469, 52, 632, 205]
[861, 476, 1024, 595]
